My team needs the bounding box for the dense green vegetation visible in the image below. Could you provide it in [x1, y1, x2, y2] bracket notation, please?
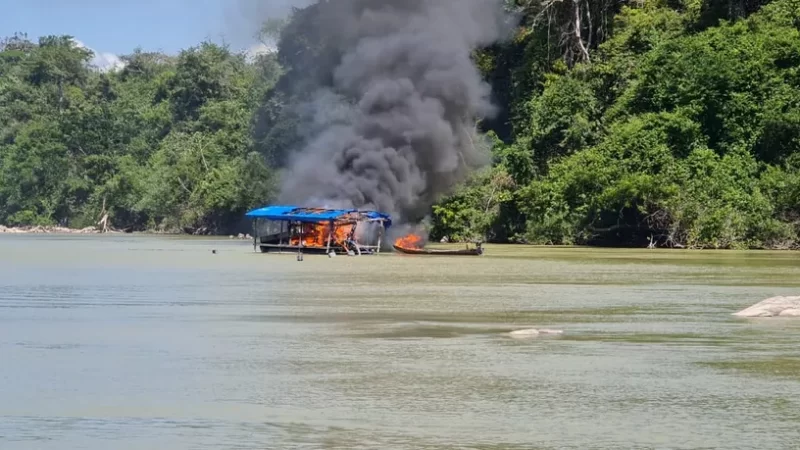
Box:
[2, 0, 800, 248]
[433, 0, 800, 249]
[0, 35, 279, 233]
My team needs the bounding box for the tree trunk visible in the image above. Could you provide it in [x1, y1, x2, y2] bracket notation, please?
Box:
[572, 0, 590, 63]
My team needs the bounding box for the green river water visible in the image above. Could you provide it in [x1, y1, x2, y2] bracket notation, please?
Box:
[1, 234, 799, 449]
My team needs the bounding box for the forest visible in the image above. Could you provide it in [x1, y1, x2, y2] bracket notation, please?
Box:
[2, 0, 800, 248]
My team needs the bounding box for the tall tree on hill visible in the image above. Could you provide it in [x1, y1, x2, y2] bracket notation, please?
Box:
[515, 0, 626, 66]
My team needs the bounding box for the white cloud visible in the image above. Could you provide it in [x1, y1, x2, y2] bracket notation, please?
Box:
[71, 38, 127, 73]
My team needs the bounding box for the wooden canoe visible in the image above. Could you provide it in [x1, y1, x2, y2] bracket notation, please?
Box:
[392, 244, 484, 256]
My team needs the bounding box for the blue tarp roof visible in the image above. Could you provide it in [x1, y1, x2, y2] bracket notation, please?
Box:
[245, 205, 392, 227]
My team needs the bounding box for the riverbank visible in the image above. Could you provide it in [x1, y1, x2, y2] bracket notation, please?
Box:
[0, 225, 104, 234]
[2, 223, 796, 250]
[0, 224, 254, 240]
[0, 224, 184, 235]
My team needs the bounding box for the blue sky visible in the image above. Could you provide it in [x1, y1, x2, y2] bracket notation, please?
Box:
[1, 0, 306, 64]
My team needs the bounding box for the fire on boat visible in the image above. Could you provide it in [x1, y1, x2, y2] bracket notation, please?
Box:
[245, 205, 392, 256]
[245, 205, 484, 257]
[392, 233, 484, 256]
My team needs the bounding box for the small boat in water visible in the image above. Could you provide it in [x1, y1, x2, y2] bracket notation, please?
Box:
[392, 242, 484, 256]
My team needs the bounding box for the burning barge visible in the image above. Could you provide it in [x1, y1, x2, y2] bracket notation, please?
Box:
[245, 205, 484, 257]
[246, 205, 392, 255]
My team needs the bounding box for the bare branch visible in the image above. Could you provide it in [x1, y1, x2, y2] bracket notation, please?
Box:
[585, 0, 593, 51]
[572, 0, 590, 63]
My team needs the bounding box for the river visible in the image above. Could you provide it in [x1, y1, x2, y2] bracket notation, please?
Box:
[1, 234, 799, 449]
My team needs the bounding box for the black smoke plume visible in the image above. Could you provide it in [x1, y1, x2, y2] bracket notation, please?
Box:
[278, 0, 514, 225]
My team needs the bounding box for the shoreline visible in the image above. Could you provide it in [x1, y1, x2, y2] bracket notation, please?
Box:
[0, 224, 105, 234]
[2, 225, 796, 250]
[0, 224, 182, 235]
[0, 224, 254, 240]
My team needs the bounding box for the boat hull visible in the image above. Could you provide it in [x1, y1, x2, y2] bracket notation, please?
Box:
[392, 245, 483, 256]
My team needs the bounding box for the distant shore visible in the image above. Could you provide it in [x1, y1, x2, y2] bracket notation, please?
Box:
[3, 224, 794, 250]
[0, 224, 105, 234]
[0, 224, 253, 240]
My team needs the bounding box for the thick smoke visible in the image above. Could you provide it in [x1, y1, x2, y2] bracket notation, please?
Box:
[278, 0, 514, 225]
[227, 0, 313, 52]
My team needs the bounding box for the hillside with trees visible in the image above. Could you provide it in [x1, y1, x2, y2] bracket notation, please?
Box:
[0, 36, 279, 234]
[2, 0, 800, 248]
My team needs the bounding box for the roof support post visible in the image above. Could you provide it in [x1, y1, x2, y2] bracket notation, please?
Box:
[297, 221, 304, 261]
[376, 221, 384, 254]
[352, 221, 361, 256]
[326, 220, 333, 254]
[252, 218, 257, 252]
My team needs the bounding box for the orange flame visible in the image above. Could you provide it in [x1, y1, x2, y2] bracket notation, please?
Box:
[394, 233, 424, 249]
[290, 222, 354, 248]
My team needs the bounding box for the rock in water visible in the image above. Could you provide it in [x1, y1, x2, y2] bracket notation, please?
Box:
[538, 329, 564, 335]
[733, 296, 800, 318]
[509, 329, 539, 338]
[508, 328, 563, 338]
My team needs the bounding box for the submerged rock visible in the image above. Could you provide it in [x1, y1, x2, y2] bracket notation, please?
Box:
[508, 328, 564, 338]
[733, 296, 800, 318]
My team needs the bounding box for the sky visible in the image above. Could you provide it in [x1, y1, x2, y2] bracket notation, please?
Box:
[0, 0, 307, 69]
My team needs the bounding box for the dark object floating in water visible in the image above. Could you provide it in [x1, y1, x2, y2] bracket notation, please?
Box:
[393, 242, 484, 256]
[212, 249, 217, 254]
